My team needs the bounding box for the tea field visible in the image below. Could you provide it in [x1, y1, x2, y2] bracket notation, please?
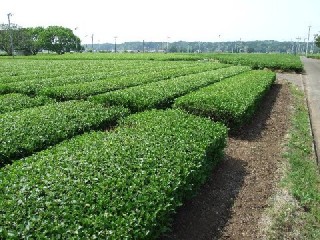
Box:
[0, 53, 301, 238]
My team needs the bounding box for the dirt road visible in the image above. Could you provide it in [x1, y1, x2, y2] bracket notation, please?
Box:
[160, 80, 292, 239]
[159, 58, 319, 239]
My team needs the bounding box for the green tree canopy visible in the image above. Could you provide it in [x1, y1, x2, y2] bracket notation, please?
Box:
[0, 25, 82, 55]
[22, 27, 45, 55]
[0, 23, 22, 56]
[39, 26, 81, 54]
[315, 34, 320, 48]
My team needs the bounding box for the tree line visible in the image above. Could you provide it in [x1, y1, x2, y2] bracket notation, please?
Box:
[1, 23, 320, 55]
[91, 39, 320, 54]
[0, 25, 82, 55]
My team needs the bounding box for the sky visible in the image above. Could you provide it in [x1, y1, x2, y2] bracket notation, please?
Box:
[0, 0, 319, 44]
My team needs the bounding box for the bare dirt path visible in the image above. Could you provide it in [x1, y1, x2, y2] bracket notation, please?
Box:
[160, 80, 292, 240]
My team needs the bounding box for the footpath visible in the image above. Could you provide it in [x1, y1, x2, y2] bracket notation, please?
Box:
[301, 56, 320, 166]
[277, 57, 320, 167]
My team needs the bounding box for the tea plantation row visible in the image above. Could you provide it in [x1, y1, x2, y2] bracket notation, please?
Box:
[91, 66, 250, 112]
[0, 101, 129, 165]
[0, 55, 281, 238]
[0, 61, 224, 95]
[0, 110, 227, 239]
[174, 70, 276, 128]
[6, 52, 303, 72]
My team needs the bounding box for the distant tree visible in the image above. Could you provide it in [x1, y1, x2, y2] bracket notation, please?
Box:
[21, 27, 45, 55]
[0, 24, 11, 55]
[315, 35, 320, 48]
[0, 23, 22, 55]
[0, 25, 49, 55]
[247, 47, 255, 53]
[168, 45, 178, 53]
[39, 26, 81, 54]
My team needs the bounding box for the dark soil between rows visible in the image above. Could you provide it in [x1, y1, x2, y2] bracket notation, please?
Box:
[160, 80, 291, 240]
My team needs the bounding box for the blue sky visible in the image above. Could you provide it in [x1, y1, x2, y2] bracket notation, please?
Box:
[1, 0, 319, 43]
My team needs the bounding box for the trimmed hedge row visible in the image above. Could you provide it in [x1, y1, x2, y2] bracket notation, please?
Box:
[39, 62, 227, 100]
[0, 61, 196, 95]
[0, 109, 227, 239]
[174, 70, 276, 128]
[0, 101, 129, 164]
[0, 93, 54, 114]
[0, 59, 160, 84]
[90, 66, 250, 112]
[210, 53, 303, 72]
[307, 54, 320, 60]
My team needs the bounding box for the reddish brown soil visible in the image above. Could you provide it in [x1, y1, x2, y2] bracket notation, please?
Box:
[160, 80, 291, 240]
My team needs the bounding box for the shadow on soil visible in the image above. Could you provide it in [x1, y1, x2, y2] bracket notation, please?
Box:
[159, 155, 247, 240]
[231, 83, 282, 141]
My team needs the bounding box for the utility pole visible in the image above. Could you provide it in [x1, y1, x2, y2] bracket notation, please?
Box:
[114, 36, 117, 53]
[306, 25, 311, 56]
[91, 34, 94, 52]
[142, 40, 145, 53]
[296, 37, 301, 54]
[74, 27, 78, 52]
[166, 36, 170, 52]
[7, 13, 14, 58]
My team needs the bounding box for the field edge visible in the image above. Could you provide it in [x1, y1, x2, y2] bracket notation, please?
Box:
[258, 83, 320, 239]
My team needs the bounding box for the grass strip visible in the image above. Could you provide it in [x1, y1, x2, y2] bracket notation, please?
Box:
[282, 85, 320, 238]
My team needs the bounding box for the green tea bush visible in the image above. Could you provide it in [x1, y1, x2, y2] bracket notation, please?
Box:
[210, 53, 303, 72]
[0, 101, 129, 164]
[90, 66, 250, 112]
[39, 62, 226, 100]
[174, 70, 276, 129]
[0, 61, 215, 95]
[0, 109, 227, 239]
[0, 93, 54, 114]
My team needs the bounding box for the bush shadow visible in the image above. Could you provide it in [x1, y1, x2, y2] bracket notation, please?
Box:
[230, 83, 282, 141]
[159, 155, 247, 240]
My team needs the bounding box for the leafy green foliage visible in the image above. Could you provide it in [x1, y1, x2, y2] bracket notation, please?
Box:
[210, 53, 303, 72]
[315, 35, 320, 48]
[90, 66, 250, 112]
[0, 109, 227, 239]
[0, 101, 129, 164]
[0, 60, 215, 95]
[0, 25, 81, 56]
[39, 62, 227, 100]
[0, 23, 27, 56]
[174, 70, 276, 129]
[0, 93, 54, 114]
[39, 26, 81, 54]
[0, 59, 159, 84]
[21, 27, 46, 55]
[307, 53, 320, 60]
[7, 52, 206, 61]
[5, 52, 304, 73]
